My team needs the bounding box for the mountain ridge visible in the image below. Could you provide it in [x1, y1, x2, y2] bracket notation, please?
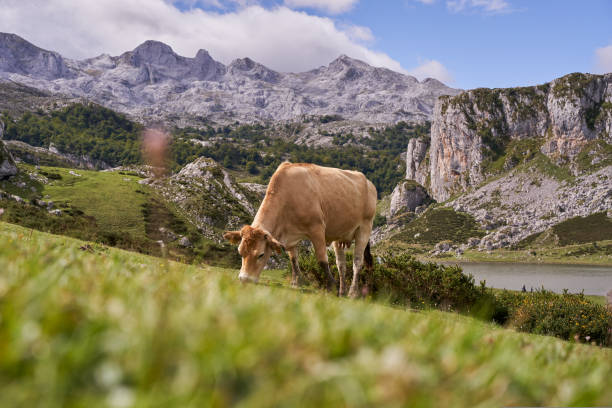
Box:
[0, 33, 460, 124]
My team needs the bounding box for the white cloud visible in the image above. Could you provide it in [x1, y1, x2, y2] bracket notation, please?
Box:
[446, 0, 510, 13]
[343, 24, 374, 43]
[283, 0, 359, 14]
[409, 59, 454, 83]
[0, 0, 400, 74]
[595, 44, 612, 73]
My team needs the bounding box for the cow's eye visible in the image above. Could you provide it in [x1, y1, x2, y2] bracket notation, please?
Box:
[258, 253, 265, 259]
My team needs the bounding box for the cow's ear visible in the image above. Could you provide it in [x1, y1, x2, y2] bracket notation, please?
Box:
[223, 231, 241, 244]
[265, 234, 284, 254]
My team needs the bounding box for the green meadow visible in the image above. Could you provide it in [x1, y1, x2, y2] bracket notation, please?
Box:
[0, 222, 611, 407]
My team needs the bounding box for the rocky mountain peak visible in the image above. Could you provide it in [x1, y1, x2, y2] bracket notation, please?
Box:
[0, 33, 70, 80]
[192, 49, 226, 80]
[329, 54, 368, 69]
[122, 40, 180, 67]
[228, 57, 280, 83]
[422, 77, 445, 87]
[0, 32, 460, 123]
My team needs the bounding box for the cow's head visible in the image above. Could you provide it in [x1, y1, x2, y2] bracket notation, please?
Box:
[223, 225, 283, 283]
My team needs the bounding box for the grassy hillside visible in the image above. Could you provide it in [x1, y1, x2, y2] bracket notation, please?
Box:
[0, 164, 239, 267]
[390, 207, 485, 245]
[0, 222, 611, 407]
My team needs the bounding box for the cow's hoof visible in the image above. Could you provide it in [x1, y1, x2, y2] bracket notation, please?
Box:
[326, 279, 338, 293]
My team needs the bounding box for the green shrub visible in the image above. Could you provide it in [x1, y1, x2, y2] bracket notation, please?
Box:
[293, 250, 612, 345]
[295, 250, 490, 313]
[372, 213, 386, 228]
[495, 289, 612, 346]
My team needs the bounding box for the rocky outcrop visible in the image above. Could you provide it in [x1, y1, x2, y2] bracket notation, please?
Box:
[0, 121, 18, 178]
[405, 137, 429, 187]
[429, 73, 612, 201]
[6, 140, 110, 170]
[389, 180, 431, 216]
[0, 33, 459, 124]
[447, 166, 612, 250]
[143, 157, 261, 241]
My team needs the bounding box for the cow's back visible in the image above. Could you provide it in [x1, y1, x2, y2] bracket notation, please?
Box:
[264, 162, 376, 240]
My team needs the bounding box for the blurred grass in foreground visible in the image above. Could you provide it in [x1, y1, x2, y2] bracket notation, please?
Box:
[0, 221, 611, 407]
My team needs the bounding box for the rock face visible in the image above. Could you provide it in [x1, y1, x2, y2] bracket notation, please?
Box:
[389, 180, 431, 216]
[429, 73, 612, 201]
[405, 137, 429, 187]
[0, 33, 70, 80]
[0, 33, 459, 124]
[143, 157, 260, 241]
[6, 140, 110, 170]
[0, 121, 18, 178]
[447, 166, 612, 250]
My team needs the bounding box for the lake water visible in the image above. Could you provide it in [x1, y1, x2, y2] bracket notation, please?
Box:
[441, 262, 612, 296]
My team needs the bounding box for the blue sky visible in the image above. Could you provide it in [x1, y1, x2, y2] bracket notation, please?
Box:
[2, 0, 611, 89]
[342, 0, 612, 88]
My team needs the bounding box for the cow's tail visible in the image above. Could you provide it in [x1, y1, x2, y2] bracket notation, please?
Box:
[364, 241, 373, 270]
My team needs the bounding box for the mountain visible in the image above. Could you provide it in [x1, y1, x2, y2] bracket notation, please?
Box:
[386, 72, 612, 251]
[0, 33, 71, 80]
[414, 72, 612, 201]
[0, 33, 460, 124]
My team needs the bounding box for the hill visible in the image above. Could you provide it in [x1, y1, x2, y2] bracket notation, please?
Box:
[0, 163, 243, 266]
[0, 221, 611, 406]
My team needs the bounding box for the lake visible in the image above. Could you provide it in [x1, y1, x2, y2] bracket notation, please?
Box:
[442, 262, 612, 296]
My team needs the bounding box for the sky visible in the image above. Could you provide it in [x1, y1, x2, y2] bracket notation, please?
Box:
[0, 0, 611, 89]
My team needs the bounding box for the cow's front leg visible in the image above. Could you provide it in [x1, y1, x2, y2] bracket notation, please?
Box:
[348, 233, 368, 298]
[312, 235, 337, 293]
[287, 247, 302, 288]
[333, 241, 347, 296]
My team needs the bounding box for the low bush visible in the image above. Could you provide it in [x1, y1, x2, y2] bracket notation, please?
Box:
[293, 250, 612, 345]
[295, 249, 491, 313]
[495, 289, 612, 346]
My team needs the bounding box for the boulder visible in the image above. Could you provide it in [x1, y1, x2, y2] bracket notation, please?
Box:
[178, 236, 193, 248]
[389, 180, 431, 217]
[158, 227, 177, 242]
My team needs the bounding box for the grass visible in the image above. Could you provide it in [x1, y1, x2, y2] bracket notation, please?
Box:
[575, 139, 612, 173]
[1, 221, 612, 406]
[391, 207, 485, 245]
[517, 213, 612, 249]
[42, 166, 148, 238]
[416, 241, 612, 266]
[0, 164, 239, 267]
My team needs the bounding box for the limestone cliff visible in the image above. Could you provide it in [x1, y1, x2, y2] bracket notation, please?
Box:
[0, 121, 18, 178]
[428, 73, 612, 201]
[405, 137, 429, 187]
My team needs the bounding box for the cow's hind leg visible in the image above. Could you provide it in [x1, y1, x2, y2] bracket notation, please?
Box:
[311, 233, 337, 293]
[287, 246, 302, 288]
[333, 241, 347, 296]
[348, 228, 370, 298]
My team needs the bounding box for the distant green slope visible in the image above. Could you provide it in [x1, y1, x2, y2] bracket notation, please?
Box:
[0, 165, 239, 267]
[2, 103, 142, 167]
[0, 222, 611, 407]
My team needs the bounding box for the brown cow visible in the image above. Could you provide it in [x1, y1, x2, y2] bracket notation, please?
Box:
[224, 162, 377, 297]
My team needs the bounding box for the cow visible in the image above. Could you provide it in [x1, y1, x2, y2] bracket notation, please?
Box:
[224, 162, 377, 298]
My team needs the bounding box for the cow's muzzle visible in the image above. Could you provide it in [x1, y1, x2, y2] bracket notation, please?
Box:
[238, 272, 259, 284]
